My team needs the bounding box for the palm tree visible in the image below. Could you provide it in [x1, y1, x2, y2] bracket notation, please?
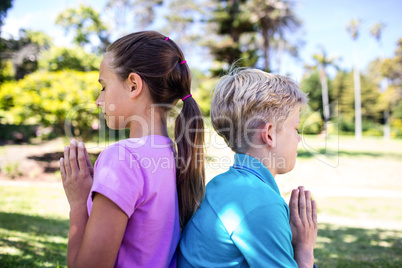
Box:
[247, 0, 301, 72]
[312, 49, 338, 133]
[346, 19, 362, 140]
[370, 22, 386, 58]
[370, 22, 390, 140]
[305, 48, 338, 133]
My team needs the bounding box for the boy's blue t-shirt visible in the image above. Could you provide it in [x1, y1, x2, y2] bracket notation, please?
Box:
[178, 153, 298, 268]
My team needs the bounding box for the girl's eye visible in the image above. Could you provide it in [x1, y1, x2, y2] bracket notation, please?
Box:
[101, 87, 105, 91]
[296, 128, 300, 134]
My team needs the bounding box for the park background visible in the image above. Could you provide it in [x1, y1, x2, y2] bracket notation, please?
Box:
[0, 0, 401, 267]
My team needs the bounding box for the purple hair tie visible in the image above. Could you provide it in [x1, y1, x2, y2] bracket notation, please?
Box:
[180, 60, 187, 65]
[182, 94, 192, 101]
[164, 37, 169, 41]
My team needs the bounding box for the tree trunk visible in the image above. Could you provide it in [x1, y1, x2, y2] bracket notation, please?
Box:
[276, 37, 285, 74]
[384, 109, 391, 140]
[262, 27, 270, 71]
[353, 41, 362, 140]
[320, 68, 330, 133]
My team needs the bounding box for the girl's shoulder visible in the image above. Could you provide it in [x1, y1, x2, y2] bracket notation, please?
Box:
[97, 135, 174, 162]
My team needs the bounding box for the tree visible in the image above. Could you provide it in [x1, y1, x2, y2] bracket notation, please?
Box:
[245, 0, 301, 72]
[305, 48, 338, 132]
[162, 0, 208, 53]
[0, 29, 53, 80]
[332, 69, 382, 134]
[0, 70, 100, 139]
[370, 22, 386, 58]
[346, 19, 362, 139]
[106, 0, 163, 32]
[56, 4, 110, 53]
[206, 0, 258, 76]
[0, 0, 13, 34]
[370, 21, 390, 139]
[0, 0, 14, 81]
[38, 46, 101, 72]
[379, 38, 402, 136]
[272, 36, 300, 74]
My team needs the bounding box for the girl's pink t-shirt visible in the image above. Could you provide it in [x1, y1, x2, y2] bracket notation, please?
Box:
[87, 135, 180, 268]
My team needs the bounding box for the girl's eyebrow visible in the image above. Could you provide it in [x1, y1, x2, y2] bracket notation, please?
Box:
[98, 79, 104, 83]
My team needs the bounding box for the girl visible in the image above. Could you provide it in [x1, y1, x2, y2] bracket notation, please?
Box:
[60, 31, 205, 268]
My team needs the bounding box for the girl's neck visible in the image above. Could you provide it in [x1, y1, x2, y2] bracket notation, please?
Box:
[128, 111, 169, 139]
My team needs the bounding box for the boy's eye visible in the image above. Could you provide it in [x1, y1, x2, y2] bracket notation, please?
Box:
[101, 87, 105, 91]
[296, 128, 300, 134]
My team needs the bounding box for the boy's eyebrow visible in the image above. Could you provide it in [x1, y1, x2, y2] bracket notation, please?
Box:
[98, 78, 104, 83]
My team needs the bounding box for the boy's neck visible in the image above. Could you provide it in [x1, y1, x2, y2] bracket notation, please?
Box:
[243, 148, 277, 178]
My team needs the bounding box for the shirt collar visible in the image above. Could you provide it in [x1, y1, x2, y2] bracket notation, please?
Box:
[233, 153, 280, 195]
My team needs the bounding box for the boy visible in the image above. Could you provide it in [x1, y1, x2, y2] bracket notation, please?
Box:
[179, 69, 317, 267]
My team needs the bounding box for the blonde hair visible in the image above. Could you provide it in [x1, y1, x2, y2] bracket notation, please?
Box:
[211, 68, 308, 153]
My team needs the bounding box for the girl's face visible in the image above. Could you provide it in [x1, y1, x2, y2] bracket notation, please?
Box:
[96, 56, 132, 129]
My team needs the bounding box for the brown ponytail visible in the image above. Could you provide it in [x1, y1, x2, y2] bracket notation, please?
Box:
[106, 31, 205, 227]
[175, 96, 205, 227]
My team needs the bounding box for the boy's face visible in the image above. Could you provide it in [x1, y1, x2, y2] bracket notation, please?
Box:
[274, 106, 301, 174]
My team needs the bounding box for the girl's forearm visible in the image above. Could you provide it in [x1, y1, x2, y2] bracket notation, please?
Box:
[67, 204, 89, 268]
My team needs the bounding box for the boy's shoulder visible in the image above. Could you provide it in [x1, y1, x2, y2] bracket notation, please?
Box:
[200, 166, 287, 235]
[206, 166, 284, 210]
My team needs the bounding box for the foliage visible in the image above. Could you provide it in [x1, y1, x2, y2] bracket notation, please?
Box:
[192, 70, 219, 116]
[305, 49, 339, 124]
[106, 0, 163, 30]
[0, 29, 53, 81]
[0, 70, 100, 139]
[300, 71, 334, 120]
[0, 59, 14, 81]
[0, 0, 13, 32]
[38, 46, 101, 72]
[301, 68, 387, 135]
[206, 0, 257, 76]
[300, 105, 323, 135]
[0, 124, 39, 143]
[244, 0, 301, 71]
[56, 4, 110, 53]
[346, 19, 361, 40]
[369, 22, 386, 43]
[204, 0, 301, 75]
[380, 38, 402, 113]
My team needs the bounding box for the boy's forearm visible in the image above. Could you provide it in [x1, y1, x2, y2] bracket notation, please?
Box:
[294, 249, 314, 268]
[67, 204, 88, 268]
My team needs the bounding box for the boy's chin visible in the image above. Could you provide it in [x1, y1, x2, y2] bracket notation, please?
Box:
[278, 163, 296, 175]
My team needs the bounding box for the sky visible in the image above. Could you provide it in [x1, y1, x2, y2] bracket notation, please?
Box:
[1, 0, 401, 82]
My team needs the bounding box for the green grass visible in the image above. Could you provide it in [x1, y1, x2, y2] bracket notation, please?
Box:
[2, 185, 402, 267]
[315, 224, 402, 267]
[0, 185, 69, 267]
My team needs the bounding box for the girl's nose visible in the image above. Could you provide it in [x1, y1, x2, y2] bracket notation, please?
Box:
[95, 94, 103, 107]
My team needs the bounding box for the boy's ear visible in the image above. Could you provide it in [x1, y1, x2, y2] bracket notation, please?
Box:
[261, 122, 276, 148]
[127, 73, 143, 99]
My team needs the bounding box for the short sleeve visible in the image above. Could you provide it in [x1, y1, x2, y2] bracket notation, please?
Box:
[231, 203, 298, 267]
[91, 144, 144, 217]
